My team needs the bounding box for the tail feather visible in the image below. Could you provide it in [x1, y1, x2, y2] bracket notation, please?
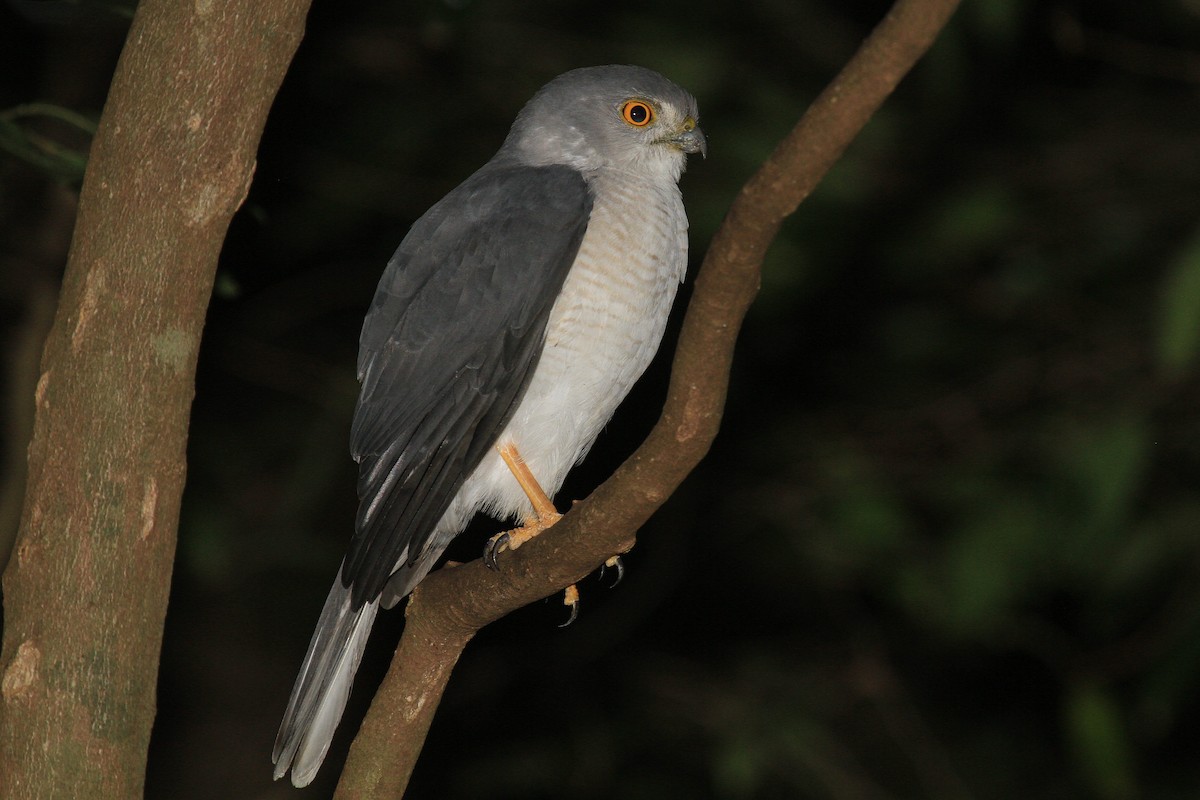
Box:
[273, 567, 379, 787]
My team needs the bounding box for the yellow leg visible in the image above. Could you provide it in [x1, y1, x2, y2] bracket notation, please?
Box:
[496, 442, 561, 531]
[484, 442, 579, 624]
[483, 442, 562, 566]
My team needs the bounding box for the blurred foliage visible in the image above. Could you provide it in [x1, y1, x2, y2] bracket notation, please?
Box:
[1158, 231, 1200, 376]
[0, 102, 95, 184]
[4, 0, 1200, 799]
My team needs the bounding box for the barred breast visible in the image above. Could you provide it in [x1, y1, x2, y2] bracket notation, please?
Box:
[449, 170, 689, 526]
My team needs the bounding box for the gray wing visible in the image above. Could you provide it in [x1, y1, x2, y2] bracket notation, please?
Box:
[342, 163, 592, 609]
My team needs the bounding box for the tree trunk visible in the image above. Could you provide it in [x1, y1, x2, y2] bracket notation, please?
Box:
[0, 0, 310, 795]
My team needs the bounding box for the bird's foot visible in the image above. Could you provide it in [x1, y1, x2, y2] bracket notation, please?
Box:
[558, 555, 625, 627]
[483, 509, 563, 571]
[559, 584, 580, 627]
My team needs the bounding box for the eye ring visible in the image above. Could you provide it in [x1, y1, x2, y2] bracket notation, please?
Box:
[620, 100, 654, 127]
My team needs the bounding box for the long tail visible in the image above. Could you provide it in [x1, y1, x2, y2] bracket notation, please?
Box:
[272, 566, 379, 787]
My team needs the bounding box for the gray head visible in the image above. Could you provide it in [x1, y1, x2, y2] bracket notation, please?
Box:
[500, 65, 705, 180]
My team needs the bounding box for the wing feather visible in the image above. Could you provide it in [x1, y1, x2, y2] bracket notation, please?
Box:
[342, 163, 592, 608]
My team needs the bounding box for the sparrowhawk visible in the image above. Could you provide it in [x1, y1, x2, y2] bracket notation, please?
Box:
[273, 64, 705, 787]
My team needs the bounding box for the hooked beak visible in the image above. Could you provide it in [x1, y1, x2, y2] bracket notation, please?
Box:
[668, 118, 707, 158]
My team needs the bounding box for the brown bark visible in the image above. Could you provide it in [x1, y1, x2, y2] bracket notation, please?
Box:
[0, 0, 310, 795]
[335, 0, 964, 797]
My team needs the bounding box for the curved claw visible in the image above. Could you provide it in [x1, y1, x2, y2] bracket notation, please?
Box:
[483, 531, 510, 571]
[559, 602, 579, 628]
[559, 584, 580, 627]
[601, 555, 625, 587]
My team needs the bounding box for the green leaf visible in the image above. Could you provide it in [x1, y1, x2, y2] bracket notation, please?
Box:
[0, 103, 97, 183]
[1156, 230, 1200, 376]
[941, 497, 1046, 635]
[1053, 414, 1150, 534]
[1063, 684, 1137, 800]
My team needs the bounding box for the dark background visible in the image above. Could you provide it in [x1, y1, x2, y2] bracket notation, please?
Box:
[4, 0, 1200, 798]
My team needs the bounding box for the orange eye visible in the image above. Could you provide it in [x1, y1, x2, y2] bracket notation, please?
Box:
[621, 100, 654, 127]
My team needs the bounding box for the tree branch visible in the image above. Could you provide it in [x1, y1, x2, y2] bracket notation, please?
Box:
[336, 0, 962, 796]
[0, 0, 310, 794]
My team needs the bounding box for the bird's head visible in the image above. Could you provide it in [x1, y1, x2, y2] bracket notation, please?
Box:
[503, 65, 705, 181]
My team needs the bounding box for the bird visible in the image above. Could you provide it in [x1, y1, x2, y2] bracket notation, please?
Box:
[272, 64, 705, 787]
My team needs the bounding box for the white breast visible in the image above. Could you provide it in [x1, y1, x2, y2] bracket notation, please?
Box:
[444, 170, 688, 528]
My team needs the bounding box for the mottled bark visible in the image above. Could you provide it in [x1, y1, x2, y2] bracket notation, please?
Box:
[0, 0, 310, 795]
[335, 0, 964, 797]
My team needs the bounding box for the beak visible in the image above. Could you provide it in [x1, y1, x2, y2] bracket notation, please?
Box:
[670, 118, 707, 158]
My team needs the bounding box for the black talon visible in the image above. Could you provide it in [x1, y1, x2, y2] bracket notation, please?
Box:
[484, 532, 509, 571]
[559, 599, 579, 628]
[557, 584, 580, 627]
[600, 556, 624, 587]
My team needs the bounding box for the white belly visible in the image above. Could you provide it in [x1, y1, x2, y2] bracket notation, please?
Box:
[442, 173, 688, 529]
